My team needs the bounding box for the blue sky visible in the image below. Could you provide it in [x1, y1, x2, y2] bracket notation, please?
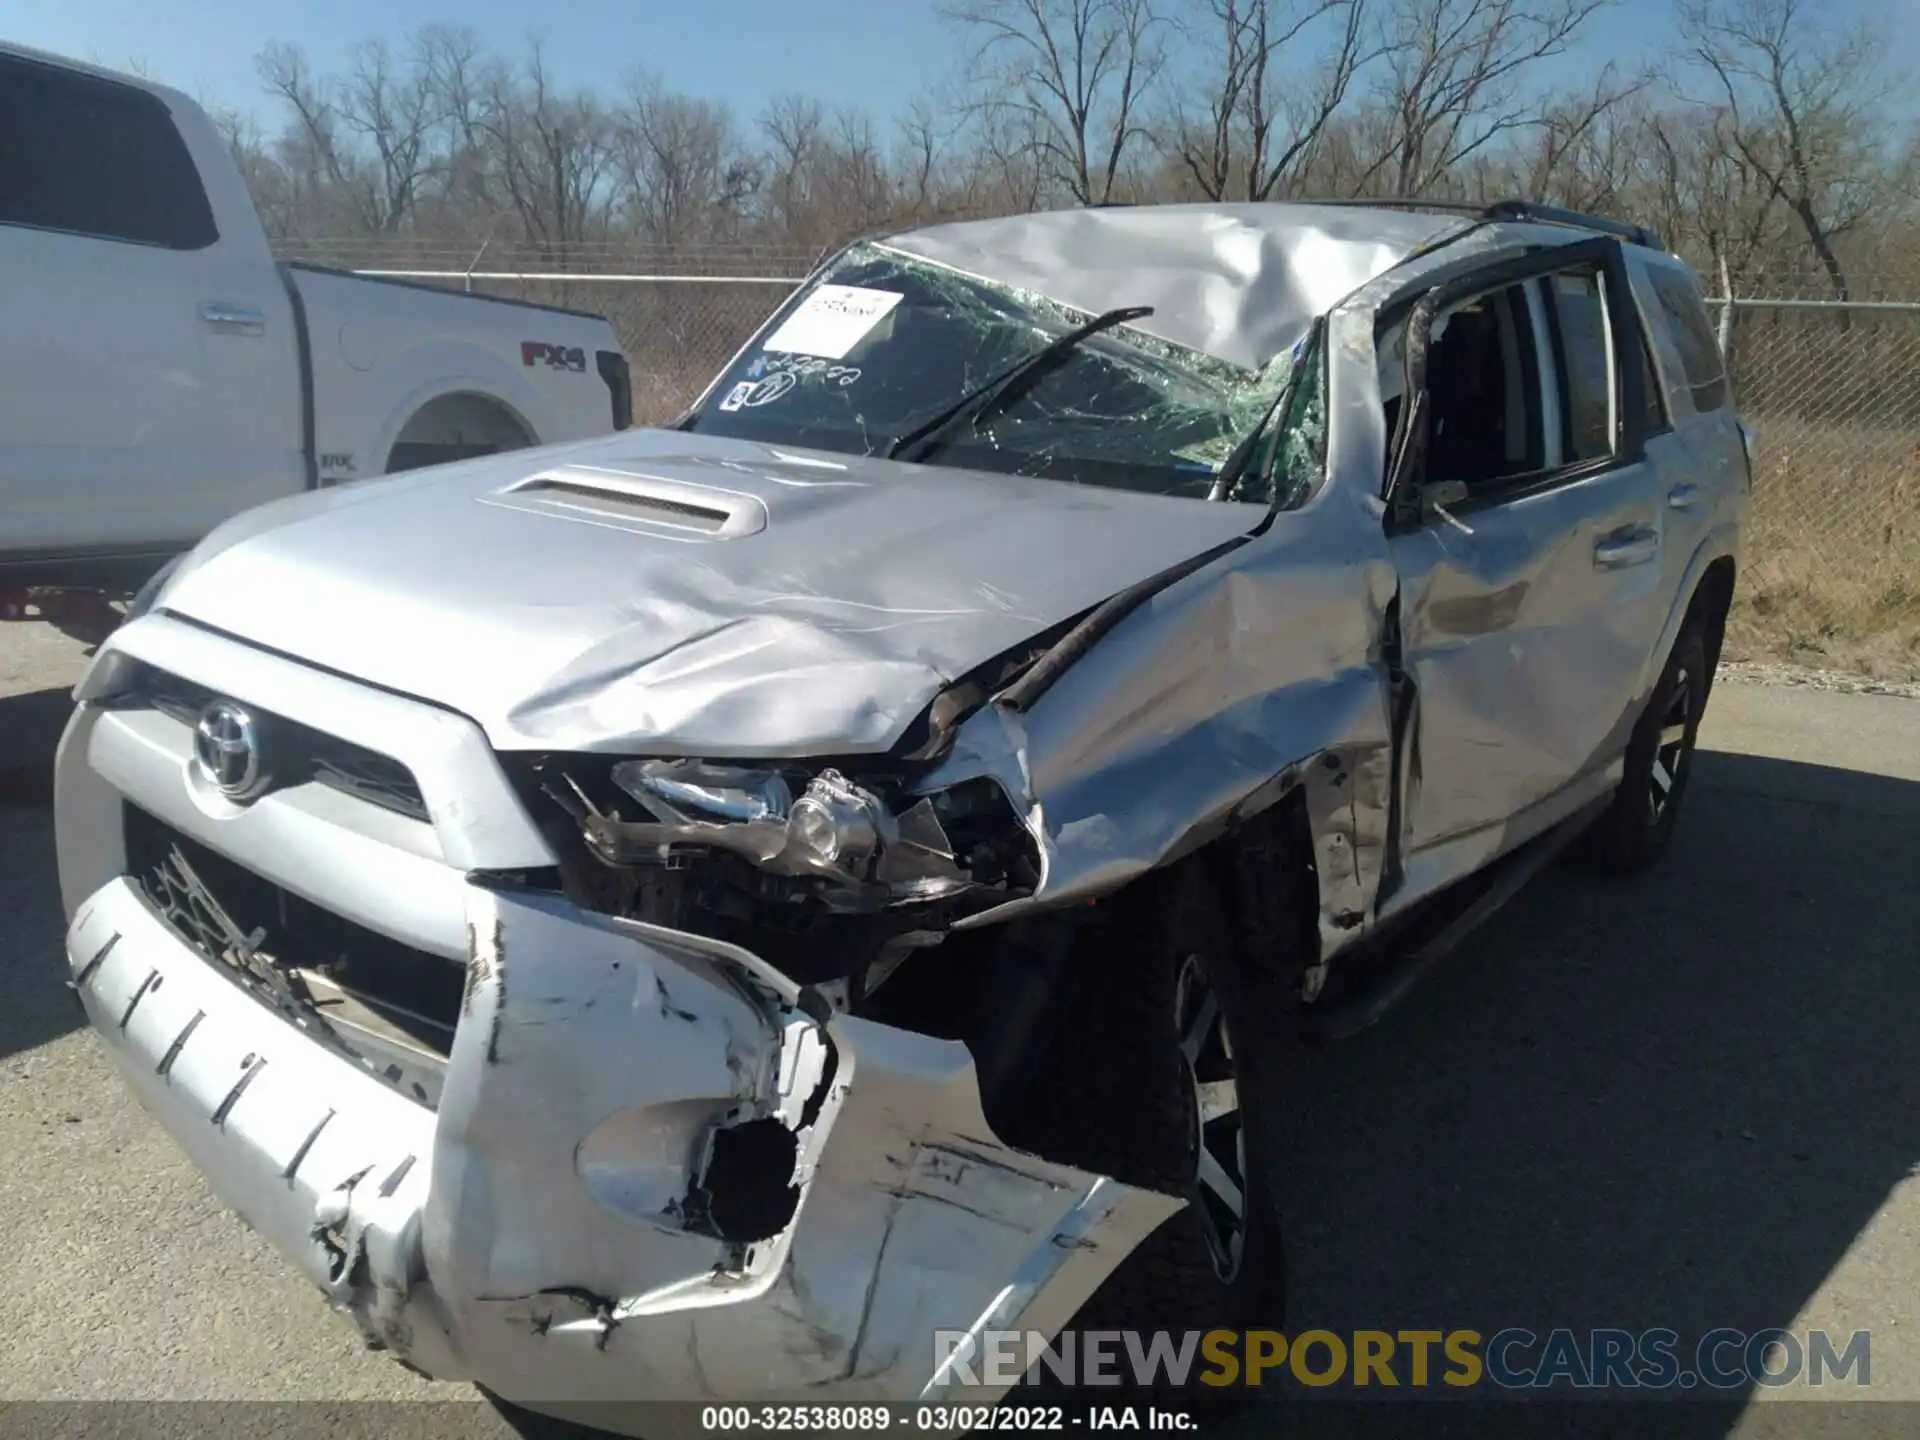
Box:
[9, 0, 1914, 132]
[13, 0, 955, 123]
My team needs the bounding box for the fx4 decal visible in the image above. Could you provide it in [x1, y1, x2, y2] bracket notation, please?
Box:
[522, 342, 587, 373]
[319, 453, 358, 475]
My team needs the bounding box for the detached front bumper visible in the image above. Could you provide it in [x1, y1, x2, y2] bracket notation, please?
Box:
[66, 871, 1182, 1415]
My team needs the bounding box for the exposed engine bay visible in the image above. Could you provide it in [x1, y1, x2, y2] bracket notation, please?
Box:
[516, 754, 1045, 998]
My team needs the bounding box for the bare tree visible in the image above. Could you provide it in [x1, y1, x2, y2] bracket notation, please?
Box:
[895, 97, 963, 220]
[615, 76, 755, 249]
[234, 11, 1918, 307]
[974, 105, 1058, 213]
[419, 25, 504, 228]
[256, 44, 343, 212]
[755, 96, 906, 251]
[1171, 0, 1370, 201]
[349, 38, 449, 232]
[1505, 65, 1649, 210]
[475, 42, 617, 261]
[208, 106, 298, 239]
[257, 36, 446, 234]
[946, 0, 1170, 205]
[1681, 0, 1902, 316]
[757, 94, 829, 241]
[1351, 0, 1610, 197]
[1642, 103, 1780, 277]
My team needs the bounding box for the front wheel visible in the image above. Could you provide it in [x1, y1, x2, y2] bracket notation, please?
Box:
[1004, 865, 1296, 1394]
[1571, 623, 1709, 874]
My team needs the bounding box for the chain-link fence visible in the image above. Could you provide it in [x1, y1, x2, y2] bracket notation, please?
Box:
[369, 263, 1920, 681]
[1714, 298, 1920, 677]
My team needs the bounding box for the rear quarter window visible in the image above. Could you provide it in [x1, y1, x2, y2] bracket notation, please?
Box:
[1645, 266, 1728, 414]
[0, 53, 218, 250]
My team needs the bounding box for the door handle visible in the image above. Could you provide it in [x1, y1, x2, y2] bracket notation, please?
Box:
[1667, 483, 1701, 512]
[1593, 526, 1659, 570]
[200, 302, 266, 336]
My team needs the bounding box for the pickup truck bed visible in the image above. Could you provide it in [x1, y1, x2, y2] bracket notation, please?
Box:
[0, 42, 631, 594]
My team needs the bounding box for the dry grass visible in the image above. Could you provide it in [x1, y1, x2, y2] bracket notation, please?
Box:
[1729, 417, 1920, 680]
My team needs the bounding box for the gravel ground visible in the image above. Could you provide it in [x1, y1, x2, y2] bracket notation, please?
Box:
[1718, 659, 1920, 700]
[3, 622, 1918, 1438]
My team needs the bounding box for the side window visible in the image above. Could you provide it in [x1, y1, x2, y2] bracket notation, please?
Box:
[1542, 270, 1613, 463]
[1639, 327, 1671, 433]
[0, 55, 218, 250]
[1645, 267, 1728, 413]
[1424, 283, 1544, 489]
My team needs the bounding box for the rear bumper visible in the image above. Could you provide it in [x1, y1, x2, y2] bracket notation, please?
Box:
[65, 871, 1182, 1415]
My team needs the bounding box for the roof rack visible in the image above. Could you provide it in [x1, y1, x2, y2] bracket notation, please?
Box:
[1478, 199, 1661, 251]
[1295, 196, 1661, 250]
[1298, 197, 1486, 217]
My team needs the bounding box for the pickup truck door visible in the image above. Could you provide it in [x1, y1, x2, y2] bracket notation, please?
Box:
[0, 52, 303, 571]
[1383, 238, 1673, 889]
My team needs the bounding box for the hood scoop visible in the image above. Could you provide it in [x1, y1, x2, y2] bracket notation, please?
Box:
[481, 465, 768, 541]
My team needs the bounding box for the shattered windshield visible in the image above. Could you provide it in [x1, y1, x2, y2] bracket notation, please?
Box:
[687, 242, 1302, 501]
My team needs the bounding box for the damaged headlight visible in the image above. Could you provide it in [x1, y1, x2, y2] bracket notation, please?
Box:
[784, 770, 882, 875]
[588, 759, 1025, 907]
[614, 759, 793, 829]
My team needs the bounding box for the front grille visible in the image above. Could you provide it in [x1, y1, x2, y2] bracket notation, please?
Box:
[125, 663, 429, 822]
[124, 804, 466, 1098]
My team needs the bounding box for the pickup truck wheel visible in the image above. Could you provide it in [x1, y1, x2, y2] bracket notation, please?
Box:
[1011, 865, 1294, 1394]
[1571, 623, 1709, 875]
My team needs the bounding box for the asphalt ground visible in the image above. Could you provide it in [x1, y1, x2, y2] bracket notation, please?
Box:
[3, 622, 1918, 1438]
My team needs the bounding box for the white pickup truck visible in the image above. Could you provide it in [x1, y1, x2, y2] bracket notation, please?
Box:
[0, 42, 632, 604]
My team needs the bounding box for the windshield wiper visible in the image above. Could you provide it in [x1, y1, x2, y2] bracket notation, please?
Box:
[884, 305, 1154, 463]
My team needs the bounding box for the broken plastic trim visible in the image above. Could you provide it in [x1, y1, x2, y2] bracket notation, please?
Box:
[683, 1116, 804, 1244]
[895, 618, 1078, 765]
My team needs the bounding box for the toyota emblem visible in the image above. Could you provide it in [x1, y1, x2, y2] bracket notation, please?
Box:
[192, 699, 265, 799]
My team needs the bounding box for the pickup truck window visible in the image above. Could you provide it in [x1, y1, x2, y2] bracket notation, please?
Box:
[0, 54, 218, 250]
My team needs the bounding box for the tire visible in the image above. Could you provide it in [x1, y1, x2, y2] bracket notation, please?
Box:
[1005, 860, 1300, 1398]
[1570, 621, 1710, 875]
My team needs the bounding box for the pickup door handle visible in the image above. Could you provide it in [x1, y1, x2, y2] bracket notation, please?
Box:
[1667, 483, 1702, 511]
[1593, 525, 1659, 570]
[200, 302, 266, 336]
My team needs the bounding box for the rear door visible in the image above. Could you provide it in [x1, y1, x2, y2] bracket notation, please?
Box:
[1630, 255, 1745, 608]
[1384, 238, 1672, 873]
[0, 52, 302, 568]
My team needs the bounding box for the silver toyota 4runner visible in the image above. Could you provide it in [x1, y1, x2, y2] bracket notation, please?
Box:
[55, 199, 1749, 1423]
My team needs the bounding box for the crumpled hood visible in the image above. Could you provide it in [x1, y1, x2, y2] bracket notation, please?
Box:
[160, 429, 1261, 755]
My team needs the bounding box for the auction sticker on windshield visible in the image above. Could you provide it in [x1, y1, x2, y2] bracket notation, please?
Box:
[763, 285, 904, 359]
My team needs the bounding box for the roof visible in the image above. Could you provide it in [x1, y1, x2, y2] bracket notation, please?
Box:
[879, 201, 1477, 373]
[0, 40, 198, 112]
